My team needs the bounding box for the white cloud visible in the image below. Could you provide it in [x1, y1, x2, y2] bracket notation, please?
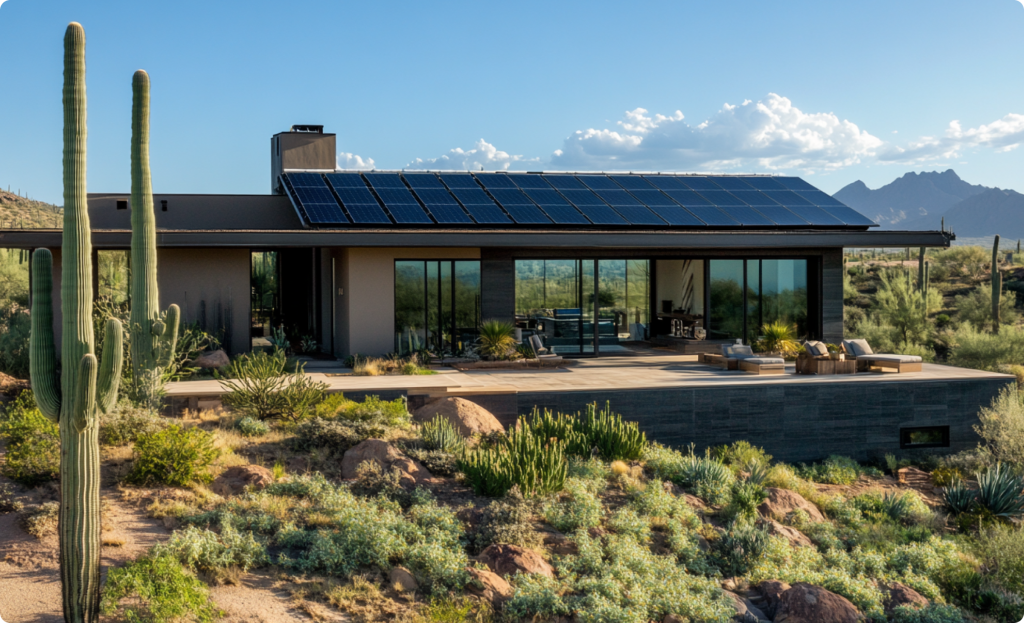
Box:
[406, 139, 540, 171]
[549, 94, 884, 173]
[879, 113, 1024, 164]
[337, 152, 375, 170]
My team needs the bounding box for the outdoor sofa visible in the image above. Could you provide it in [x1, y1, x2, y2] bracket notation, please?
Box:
[841, 339, 922, 373]
[720, 344, 785, 375]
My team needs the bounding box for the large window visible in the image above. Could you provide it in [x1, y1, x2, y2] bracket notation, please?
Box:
[251, 251, 280, 348]
[708, 258, 808, 342]
[395, 260, 480, 355]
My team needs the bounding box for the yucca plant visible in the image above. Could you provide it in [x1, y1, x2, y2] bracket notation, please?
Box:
[757, 320, 799, 355]
[975, 463, 1024, 519]
[457, 421, 567, 498]
[422, 416, 465, 454]
[745, 460, 770, 486]
[942, 479, 977, 516]
[476, 319, 517, 361]
[880, 491, 914, 522]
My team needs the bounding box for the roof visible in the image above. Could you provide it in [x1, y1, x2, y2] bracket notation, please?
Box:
[280, 170, 878, 230]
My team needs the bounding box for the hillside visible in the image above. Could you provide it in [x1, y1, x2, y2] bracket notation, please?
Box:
[0, 190, 62, 229]
[938, 187, 1024, 240]
[833, 169, 987, 229]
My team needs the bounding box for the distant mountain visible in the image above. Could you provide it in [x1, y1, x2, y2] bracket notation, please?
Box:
[833, 169, 987, 229]
[0, 189, 62, 229]
[938, 188, 1024, 240]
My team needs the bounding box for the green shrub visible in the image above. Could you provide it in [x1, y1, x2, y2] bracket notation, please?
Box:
[458, 421, 567, 498]
[607, 507, 651, 542]
[975, 463, 1024, 519]
[974, 385, 1024, 466]
[0, 390, 59, 486]
[711, 521, 770, 576]
[100, 553, 221, 623]
[947, 324, 1024, 372]
[643, 444, 735, 505]
[954, 283, 1019, 328]
[0, 483, 23, 514]
[100, 401, 168, 446]
[713, 440, 773, 471]
[476, 319, 517, 360]
[127, 425, 219, 487]
[889, 604, 964, 623]
[468, 486, 542, 553]
[931, 466, 964, 487]
[722, 480, 767, 521]
[0, 302, 30, 378]
[543, 477, 604, 533]
[403, 447, 460, 477]
[235, 416, 270, 438]
[331, 394, 412, 428]
[20, 501, 59, 538]
[973, 523, 1024, 596]
[421, 416, 465, 453]
[157, 522, 267, 572]
[419, 596, 493, 623]
[526, 402, 648, 461]
[942, 480, 977, 516]
[291, 417, 382, 452]
[220, 349, 328, 421]
[798, 455, 864, 485]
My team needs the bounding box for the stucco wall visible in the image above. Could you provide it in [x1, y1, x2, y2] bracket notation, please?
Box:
[335, 247, 480, 358]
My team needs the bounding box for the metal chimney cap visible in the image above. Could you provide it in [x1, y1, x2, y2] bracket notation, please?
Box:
[289, 125, 324, 134]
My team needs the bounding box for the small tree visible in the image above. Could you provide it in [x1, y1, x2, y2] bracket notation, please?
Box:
[874, 269, 940, 345]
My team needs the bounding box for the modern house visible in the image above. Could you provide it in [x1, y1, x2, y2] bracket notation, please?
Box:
[4, 125, 1010, 461]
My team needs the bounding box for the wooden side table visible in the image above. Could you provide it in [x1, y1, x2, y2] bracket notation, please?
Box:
[803, 358, 856, 375]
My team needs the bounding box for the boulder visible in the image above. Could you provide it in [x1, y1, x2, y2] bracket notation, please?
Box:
[774, 583, 863, 623]
[478, 544, 554, 579]
[210, 465, 274, 497]
[756, 580, 791, 618]
[413, 397, 504, 436]
[758, 488, 825, 523]
[341, 439, 431, 486]
[880, 582, 929, 615]
[466, 567, 513, 605]
[763, 519, 813, 548]
[389, 566, 418, 592]
[192, 349, 230, 369]
[722, 590, 770, 622]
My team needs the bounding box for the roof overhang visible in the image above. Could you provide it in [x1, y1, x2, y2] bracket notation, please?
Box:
[0, 228, 951, 249]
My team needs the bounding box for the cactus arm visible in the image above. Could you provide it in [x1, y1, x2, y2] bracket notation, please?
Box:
[992, 235, 1001, 333]
[156, 304, 180, 368]
[30, 249, 62, 422]
[72, 354, 97, 433]
[96, 318, 123, 414]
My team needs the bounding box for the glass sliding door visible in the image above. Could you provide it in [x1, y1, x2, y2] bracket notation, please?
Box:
[395, 260, 428, 354]
[395, 259, 481, 356]
[708, 260, 745, 340]
[760, 259, 808, 337]
[709, 258, 809, 343]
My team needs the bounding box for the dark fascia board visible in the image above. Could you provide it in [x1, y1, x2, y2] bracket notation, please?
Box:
[0, 229, 951, 249]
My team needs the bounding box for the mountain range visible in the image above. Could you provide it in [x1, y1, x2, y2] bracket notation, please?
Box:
[0, 189, 62, 229]
[832, 170, 1024, 239]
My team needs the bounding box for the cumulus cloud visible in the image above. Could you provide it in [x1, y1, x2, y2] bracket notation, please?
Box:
[879, 113, 1024, 164]
[337, 152, 376, 170]
[405, 139, 540, 171]
[549, 94, 884, 173]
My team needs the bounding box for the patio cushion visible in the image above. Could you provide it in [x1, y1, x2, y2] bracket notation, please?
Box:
[803, 340, 828, 357]
[842, 339, 873, 357]
[744, 357, 785, 365]
[722, 344, 754, 359]
[859, 354, 922, 364]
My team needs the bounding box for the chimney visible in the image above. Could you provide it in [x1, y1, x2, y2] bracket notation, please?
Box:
[271, 125, 337, 194]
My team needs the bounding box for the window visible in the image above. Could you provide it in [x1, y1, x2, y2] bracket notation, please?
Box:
[395, 260, 480, 356]
[708, 258, 808, 342]
[251, 251, 281, 348]
[116, 200, 128, 210]
[900, 426, 950, 449]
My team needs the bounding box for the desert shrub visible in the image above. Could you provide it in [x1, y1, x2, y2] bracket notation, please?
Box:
[419, 596, 493, 623]
[889, 604, 964, 623]
[722, 480, 767, 521]
[607, 507, 650, 542]
[713, 440, 773, 471]
[974, 386, 1024, 466]
[235, 416, 270, 438]
[100, 553, 220, 623]
[127, 425, 219, 487]
[403, 447, 460, 477]
[711, 521, 771, 576]
[468, 486, 542, 553]
[100, 401, 167, 446]
[0, 390, 60, 485]
[0, 301, 30, 378]
[644, 445, 734, 505]
[874, 268, 941, 344]
[853, 490, 929, 523]
[330, 394, 412, 428]
[291, 418, 383, 452]
[421, 416, 465, 453]
[503, 574, 571, 619]
[543, 477, 604, 533]
[954, 283, 1019, 328]
[157, 522, 267, 572]
[349, 461, 416, 503]
[942, 480, 977, 516]
[0, 483, 23, 513]
[476, 319, 517, 360]
[974, 463, 1024, 519]
[458, 421, 567, 498]
[20, 501, 59, 538]
[798, 455, 867, 485]
[973, 523, 1024, 596]
[167, 323, 222, 381]
[526, 402, 648, 461]
[934, 245, 988, 280]
[947, 324, 1024, 371]
[220, 349, 328, 421]
[931, 466, 965, 487]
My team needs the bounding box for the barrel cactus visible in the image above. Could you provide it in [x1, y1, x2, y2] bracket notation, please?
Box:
[992, 235, 1001, 333]
[129, 69, 179, 402]
[31, 23, 123, 622]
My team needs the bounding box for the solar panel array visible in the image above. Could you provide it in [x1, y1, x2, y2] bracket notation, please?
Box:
[281, 172, 877, 229]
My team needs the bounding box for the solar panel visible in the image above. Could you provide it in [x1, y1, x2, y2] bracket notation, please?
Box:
[676, 176, 722, 191]
[729, 192, 809, 226]
[577, 175, 621, 190]
[591, 190, 665, 225]
[411, 189, 472, 224]
[335, 187, 377, 204]
[610, 175, 655, 190]
[557, 190, 627, 225]
[739, 176, 787, 191]
[643, 176, 687, 190]
[507, 174, 551, 190]
[448, 188, 511, 223]
[710, 177, 754, 192]
[326, 173, 369, 189]
[663, 190, 715, 206]
[715, 205, 775, 226]
[760, 191, 844, 225]
[403, 173, 444, 189]
[284, 173, 350, 224]
[795, 191, 876, 226]
[376, 188, 420, 204]
[474, 173, 517, 189]
[439, 174, 480, 189]
[487, 189, 552, 224]
[521, 189, 590, 224]
[683, 206, 740, 226]
[369, 186, 432, 224]
[323, 176, 392, 224]
[289, 172, 328, 187]
[544, 175, 586, 190]
[694, 190, 746, 206]
[364, 173, 407, 188]
[775, 176, 818, 192]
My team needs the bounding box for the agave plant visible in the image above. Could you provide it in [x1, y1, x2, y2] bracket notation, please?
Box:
[975, 463, 1024, 519]
[745, 460, 770, 486]
[942, 479, 977, 516]
[477, 319, 517, 360]
[758, 321, 800, 355]
[880, 491, 914, 522]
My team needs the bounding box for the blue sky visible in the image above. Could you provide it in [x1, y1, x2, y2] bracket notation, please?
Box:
[2, 0, 1024, 205]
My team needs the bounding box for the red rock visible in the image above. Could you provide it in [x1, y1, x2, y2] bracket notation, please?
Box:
[466, 567, 513, 604]
[413, 397, 504, 436]
[774, 583, 863, 623]
[880, 582, 929, 615]
[478, 544, 554, 579]
[210, 465, 274, 497]
[763, 519, 814, 547]
[758, 488, 825, 523]
[389, 566, 418, 592]
[757, 580, 792, 618]
[340, 439, 431, 486]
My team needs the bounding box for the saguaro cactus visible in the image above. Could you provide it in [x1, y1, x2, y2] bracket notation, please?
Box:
[917, 247, 926, 292]
[129, 69, 179, 395]
[31, 23, 123, 622]
[992, 235, 1002, 333]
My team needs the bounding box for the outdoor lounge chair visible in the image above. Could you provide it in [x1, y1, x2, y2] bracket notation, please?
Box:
[528, 335, 563, 363]
[841, 339, 922, 373]
[721, 344, 786, 375]
[796, 340, 831, 375]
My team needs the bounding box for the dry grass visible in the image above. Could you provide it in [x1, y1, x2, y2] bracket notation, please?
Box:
[20, 502, 59, 538]
[353, 359, 384, 376]
[101, 532, 127, 547]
